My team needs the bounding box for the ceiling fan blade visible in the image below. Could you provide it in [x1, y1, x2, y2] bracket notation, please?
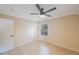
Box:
[30, 13, 40, 15]
[44, 14, 52, 17]
[44, 7, 56, 13]
[35, 4, 44, 14]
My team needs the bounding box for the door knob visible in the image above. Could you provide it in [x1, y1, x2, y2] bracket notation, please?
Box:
[11, 35, 14, 37]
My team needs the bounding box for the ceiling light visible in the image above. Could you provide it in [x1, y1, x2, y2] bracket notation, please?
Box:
[40, 15, 45, 18]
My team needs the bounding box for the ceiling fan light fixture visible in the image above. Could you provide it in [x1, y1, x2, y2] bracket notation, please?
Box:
[40, 15, 45, 18]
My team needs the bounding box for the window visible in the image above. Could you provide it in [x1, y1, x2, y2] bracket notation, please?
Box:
[41, 24, 48, 36]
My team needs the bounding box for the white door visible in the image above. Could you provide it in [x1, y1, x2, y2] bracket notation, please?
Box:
[0, 19, 14, 53]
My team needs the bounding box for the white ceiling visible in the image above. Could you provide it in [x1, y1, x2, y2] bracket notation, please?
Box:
[0, 4, 79, 22]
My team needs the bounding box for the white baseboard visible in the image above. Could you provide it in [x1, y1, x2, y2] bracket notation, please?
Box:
[14, 40, 34, 48]
[42, 40, 79, 53]
[0, 40, 34, 54]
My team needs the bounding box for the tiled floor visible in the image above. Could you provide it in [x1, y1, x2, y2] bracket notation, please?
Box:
[1, 40, 79, 55]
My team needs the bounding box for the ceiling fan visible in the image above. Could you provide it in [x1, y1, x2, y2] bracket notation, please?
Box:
[30, 4, 56, 17]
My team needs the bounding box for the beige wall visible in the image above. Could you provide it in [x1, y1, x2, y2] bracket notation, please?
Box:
[0, 14, 37, 47]
[14, 19, 37, 47]
[37, 14, 79, 52]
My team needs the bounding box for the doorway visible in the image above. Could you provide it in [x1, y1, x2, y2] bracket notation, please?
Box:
[0, 19, 14, 53]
